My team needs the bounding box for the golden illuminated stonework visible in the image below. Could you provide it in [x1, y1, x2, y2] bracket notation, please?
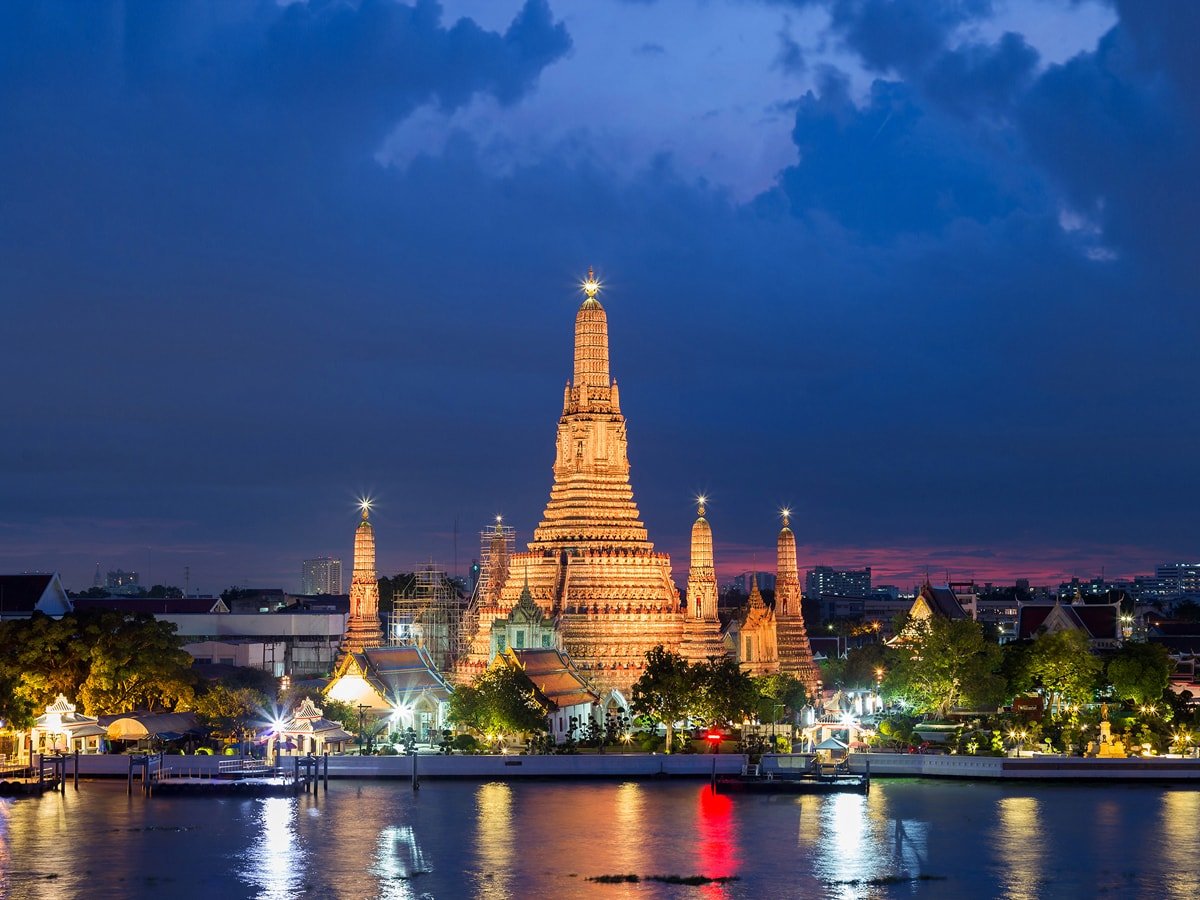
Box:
[680, 499, 728, 661]
[773, 509, 820, 694]
[459, 271, 691, 697]
[342, 501, 384, 654]
[725, 573, 779, 676]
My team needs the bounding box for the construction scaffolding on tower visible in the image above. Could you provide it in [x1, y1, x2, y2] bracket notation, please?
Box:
[389, 562, 467, 675]
[461, 521, 516, 658]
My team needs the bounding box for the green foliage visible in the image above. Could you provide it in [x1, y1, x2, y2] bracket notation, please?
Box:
[0, 609, 195, 723]
[754, 673, 809, 723]
[447, 664, 548, 739]
[885, 617, 1003, 716]
[692, 656, 759, 728]
[630, 645, 699, 754]
[1107, 642, 1171, 706]
[841, 643, 889, 690]
[188, 684, 267, 739]
[1023, 630, 1101, 715]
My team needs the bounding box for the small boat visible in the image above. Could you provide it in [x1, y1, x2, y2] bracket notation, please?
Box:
[715, 761, 870, 795]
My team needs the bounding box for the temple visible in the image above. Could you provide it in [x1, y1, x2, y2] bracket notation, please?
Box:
[773, 509, 821, 694]
[341, 501, 384, 655]
[725, 573, 778, 675]
[679, 498, 727, 660]
[458, 270, 688, 698]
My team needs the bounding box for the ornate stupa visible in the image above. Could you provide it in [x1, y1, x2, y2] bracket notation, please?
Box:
[732, 573, 779, 676]
[680, 497, 728, 660]
[458, 270, 687, 697]
[342, 501, 384, 654]
[774, 509, 820, 694]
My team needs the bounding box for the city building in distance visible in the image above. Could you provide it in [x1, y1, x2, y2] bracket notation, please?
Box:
[302, 557, 343, 596]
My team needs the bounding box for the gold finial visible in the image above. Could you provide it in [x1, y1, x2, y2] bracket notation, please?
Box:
[780, 507, 791, 527]
[358, 497, 373, 519]
[582, 266, 600, 300]
[696, 494, 707, 517]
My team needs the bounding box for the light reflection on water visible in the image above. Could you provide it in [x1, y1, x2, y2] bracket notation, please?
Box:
[1160, 791, 1200, 900]
[240, 797, 301, 900]
[3, 779, 1200, 898]
[996, 795, 1044, 900]
[475, 782, 513, 899]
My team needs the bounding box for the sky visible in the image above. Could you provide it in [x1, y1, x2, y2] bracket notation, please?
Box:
[2, 0, 1197, 593]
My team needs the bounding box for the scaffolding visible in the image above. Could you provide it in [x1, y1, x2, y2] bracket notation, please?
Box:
[389, 562, 467, 675]
[473, 522, 515, 608]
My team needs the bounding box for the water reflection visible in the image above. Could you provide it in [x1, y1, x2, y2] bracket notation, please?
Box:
[373, 825, 430, 900]
[996, 795, 1044, 900]
[613, 782, 647, 877]
[241, 797, 301, 900]
[695, 786, 738, 892]
[475, 782, 513, 899]
[1160, 792, 1200, 899]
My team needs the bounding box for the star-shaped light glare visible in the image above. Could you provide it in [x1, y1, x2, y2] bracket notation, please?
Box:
[581, 266, 601, 299]
[358, 497, 374, 517]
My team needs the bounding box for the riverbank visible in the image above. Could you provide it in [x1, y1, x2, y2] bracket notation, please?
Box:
[49, 751, 1200, 784]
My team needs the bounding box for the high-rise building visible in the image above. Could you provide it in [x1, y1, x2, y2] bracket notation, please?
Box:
[1156, 562, 1200, 596]
[805, 566, 871, 599]
[459, 271, 694, 697]
[301, 557, 343, 595]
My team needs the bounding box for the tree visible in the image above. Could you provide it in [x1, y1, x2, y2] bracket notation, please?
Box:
[447, 664, 548, 742]
[754, 672, 809, 724]
[1023, 630, 1101, 716]
[77, 610, 195, 714]
[189, 684, 267, 742]
[1107, 642, 1172, 706]
[693, 657, 759, 728]
[886, 617, 1004, 717]
[842, 643, 890, 690]
[629, 645, 698, 754]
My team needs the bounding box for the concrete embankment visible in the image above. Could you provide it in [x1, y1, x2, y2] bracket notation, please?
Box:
[846, 752, 1200, 781]
[69, 753, 748, 780]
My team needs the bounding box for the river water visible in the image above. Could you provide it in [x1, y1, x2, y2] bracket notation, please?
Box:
[1, 777, 1197, 899]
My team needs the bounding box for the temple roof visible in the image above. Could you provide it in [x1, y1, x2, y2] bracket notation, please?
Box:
[1017, 601, 1119, 641]
[506, 647, 599, 709]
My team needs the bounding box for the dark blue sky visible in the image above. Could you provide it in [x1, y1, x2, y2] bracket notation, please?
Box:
[2, 0, 1196, 592]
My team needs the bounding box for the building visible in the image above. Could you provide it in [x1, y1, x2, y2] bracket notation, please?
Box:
[105, 569, 140, 594]
[806, 566, 871, 601]
[458, 272, 692, 698]
[679, 499, 727, 662]
[0, 573, 73, 620]
[325, 645, 454, 742]
[269, 697, 353, 756]
[161, 610, 346, 675]
[772, 510, 819, 693]
[724, 575, 778, 676]
[495, 647, 606, 744]
[729, 571, 776, 594]
[342, 503, 384, 655]
[302, 557, 343, 596]
[1156, 563, 1200, 597]
[1016, 599, 1121, 650]
[491, 571, 560, 657]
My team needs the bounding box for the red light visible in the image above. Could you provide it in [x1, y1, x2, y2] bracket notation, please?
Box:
[706, 731, 722, 742]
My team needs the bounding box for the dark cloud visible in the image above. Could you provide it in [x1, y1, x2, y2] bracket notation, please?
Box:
[0, 0, 1196, 591]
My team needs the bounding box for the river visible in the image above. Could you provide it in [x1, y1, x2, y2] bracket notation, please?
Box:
[1, 778, 1197, 898]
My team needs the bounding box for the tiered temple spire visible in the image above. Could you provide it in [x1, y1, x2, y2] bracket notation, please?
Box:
[457, 269, 685, 695]
[774, 508, 821, 695]
[342, 500, 384, 654]
[681, 497, 727, 660]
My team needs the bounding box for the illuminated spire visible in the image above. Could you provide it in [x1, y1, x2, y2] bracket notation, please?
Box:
[774, 506, 820, 695]
[344, 498, 383, 653]
[574, 265, 610, 393]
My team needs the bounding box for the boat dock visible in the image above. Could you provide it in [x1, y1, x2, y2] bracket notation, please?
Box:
[127, 753, 328, 797]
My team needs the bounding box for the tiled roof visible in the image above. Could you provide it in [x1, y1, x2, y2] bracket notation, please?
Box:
[510, 648, 599, 709]
[919, 584, 968, 620]
[358, 646, 453, 705]
[73, 597, 227, 614]
[0, 574, 55, 611]
[1016, 602, 1119, 641]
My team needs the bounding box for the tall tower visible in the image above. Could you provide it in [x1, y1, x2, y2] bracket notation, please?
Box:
[680, 498, 727, 660]
[457, 269, 686, 696]
[342, 501, 384, 654]
[774, 509, 820, 695]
